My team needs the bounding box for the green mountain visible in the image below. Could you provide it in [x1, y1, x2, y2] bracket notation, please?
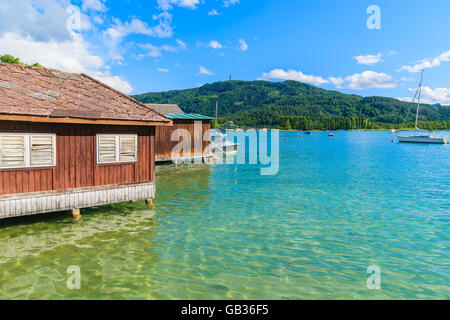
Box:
[133, 80, 450, 128]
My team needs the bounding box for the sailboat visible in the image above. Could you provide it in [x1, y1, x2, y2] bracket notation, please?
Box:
[398, 70, 449, 144]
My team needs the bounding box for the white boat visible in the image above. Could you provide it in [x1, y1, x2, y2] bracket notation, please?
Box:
[398, 135, 448, 144]
[398, 70, 449, 144]
[210, 102, 240, 155]
[209, 129, 240, 155]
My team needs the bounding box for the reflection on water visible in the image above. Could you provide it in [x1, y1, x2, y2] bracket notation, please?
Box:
[0, 206, 157, 261]
[0, 132, 449, 299]
[0, 202, 161, 299]
[155, 164, 212, 215]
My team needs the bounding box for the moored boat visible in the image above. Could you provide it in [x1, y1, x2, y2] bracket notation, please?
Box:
[397, 135, 448, 144]
[397, 70, 448, 145]
[210, 124, 240, 155]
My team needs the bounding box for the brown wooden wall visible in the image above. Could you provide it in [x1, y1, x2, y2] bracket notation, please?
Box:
[0, 121, 155, 196]
[155, 120, 211, 159]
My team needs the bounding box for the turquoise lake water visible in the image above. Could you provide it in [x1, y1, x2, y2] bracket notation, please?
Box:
[0, 131, 449, 299]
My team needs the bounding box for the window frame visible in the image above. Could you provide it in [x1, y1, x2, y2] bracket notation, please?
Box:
[0, 133, 57, 169]
[96, 133, 138, 165]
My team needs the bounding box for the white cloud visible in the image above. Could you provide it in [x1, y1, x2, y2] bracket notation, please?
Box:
[157, 68, 169, 72]
[387, 50, 398, 56]
[102, 13, 175, 66]
[139, 44, 166, 57]
[81, 0, 107, 12]
[139, 44, 175, 57]
[199, 66, 215, 75]
[354, 53, 383, 65]
[0, 32, 102, 72]
[0, 32, 134, 93]
[405, 86, 450, 105]
[0, 0, 76, 42]
[176, 39, 187, 49]
[224, 0, 240, 7]
[238, 39, 248, 51]
[92, 15, 104, 24]
[139, 39, 186, 58]
[208, 40, 223, 49]
[0, 1, 137, 94]
[398, 51, 450, 72]
[329, 76, 345, 88]
[261, 69, 398, 90]
[343, 71, 397, 90]
[89, 70, 133, 93]
[104, 13, 173, 40]
[401, 77, 415, 82]
[261, 69, 330, 86]
[157, 0, 200, 11]
[208, 9, 221, 16]
[396, 87, 450, 106]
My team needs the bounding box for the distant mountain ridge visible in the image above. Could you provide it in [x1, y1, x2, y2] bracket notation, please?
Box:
[132, 80, 450, 127]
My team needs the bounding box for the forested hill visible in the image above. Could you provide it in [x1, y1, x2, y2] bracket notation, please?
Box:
[132, 80, 450, 128]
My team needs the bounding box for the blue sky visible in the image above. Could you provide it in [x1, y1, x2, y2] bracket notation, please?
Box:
[1, 0, 449, 104]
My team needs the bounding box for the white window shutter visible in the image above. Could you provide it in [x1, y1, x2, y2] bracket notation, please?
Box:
[98, 135, 117, 163]
[119, 135, 137, 162]
[0, 135, 26, 168]
[30, 135, 55, 166]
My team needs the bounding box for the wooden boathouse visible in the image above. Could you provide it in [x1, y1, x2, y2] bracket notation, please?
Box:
[145, 104, 214, 162]
[0, 63, 172, 220]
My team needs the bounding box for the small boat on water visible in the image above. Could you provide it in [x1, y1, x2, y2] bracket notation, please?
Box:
[304, 131, 312, 135]
[398, 135, 448, 144]
[391, 129, 400, 134]
[210, 103, 240, 155]
[210, 123, 240, 155]
[210, 131, 240, 155]
[397, 70, 448, 144]
[328, 132, 334, 137]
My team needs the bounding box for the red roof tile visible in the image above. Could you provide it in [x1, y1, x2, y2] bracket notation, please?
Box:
[0, 63, 171, 125]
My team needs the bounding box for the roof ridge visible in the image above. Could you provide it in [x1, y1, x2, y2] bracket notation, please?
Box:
[144, 103, 185, 115]
[146, 103, 179, 106]
[0, 62, 83, 75]
[81, 73, 171, 122]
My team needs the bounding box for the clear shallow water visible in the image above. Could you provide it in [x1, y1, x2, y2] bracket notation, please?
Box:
[0, 131, 449, 299]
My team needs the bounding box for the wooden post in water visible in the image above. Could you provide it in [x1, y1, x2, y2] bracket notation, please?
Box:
[145, 199, 155, 209]
[71, 208, 82, 223]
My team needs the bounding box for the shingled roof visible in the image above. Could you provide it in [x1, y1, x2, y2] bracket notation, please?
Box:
[146, 104, 184, 114]
[0, 63, 171, 126]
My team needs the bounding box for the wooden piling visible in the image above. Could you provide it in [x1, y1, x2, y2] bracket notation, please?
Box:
[71, 208, 82, 223]
[145, 199, 155, 209]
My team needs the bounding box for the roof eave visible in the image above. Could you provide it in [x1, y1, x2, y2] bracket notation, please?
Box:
[0, 114, 173, 127]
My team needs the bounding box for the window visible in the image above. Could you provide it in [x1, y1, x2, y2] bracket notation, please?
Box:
[97, 134, 137, 164]
[0, 133, 56, 169]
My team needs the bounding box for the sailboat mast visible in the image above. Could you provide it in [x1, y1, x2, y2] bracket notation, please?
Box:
[414, 70, 424, 136]
[215, 100, 218, 123]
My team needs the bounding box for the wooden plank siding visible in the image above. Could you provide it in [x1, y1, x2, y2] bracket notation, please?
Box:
[0, 121, 154, 196]
[155, 120, 211, 160]
[0, 182, 156, 219]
